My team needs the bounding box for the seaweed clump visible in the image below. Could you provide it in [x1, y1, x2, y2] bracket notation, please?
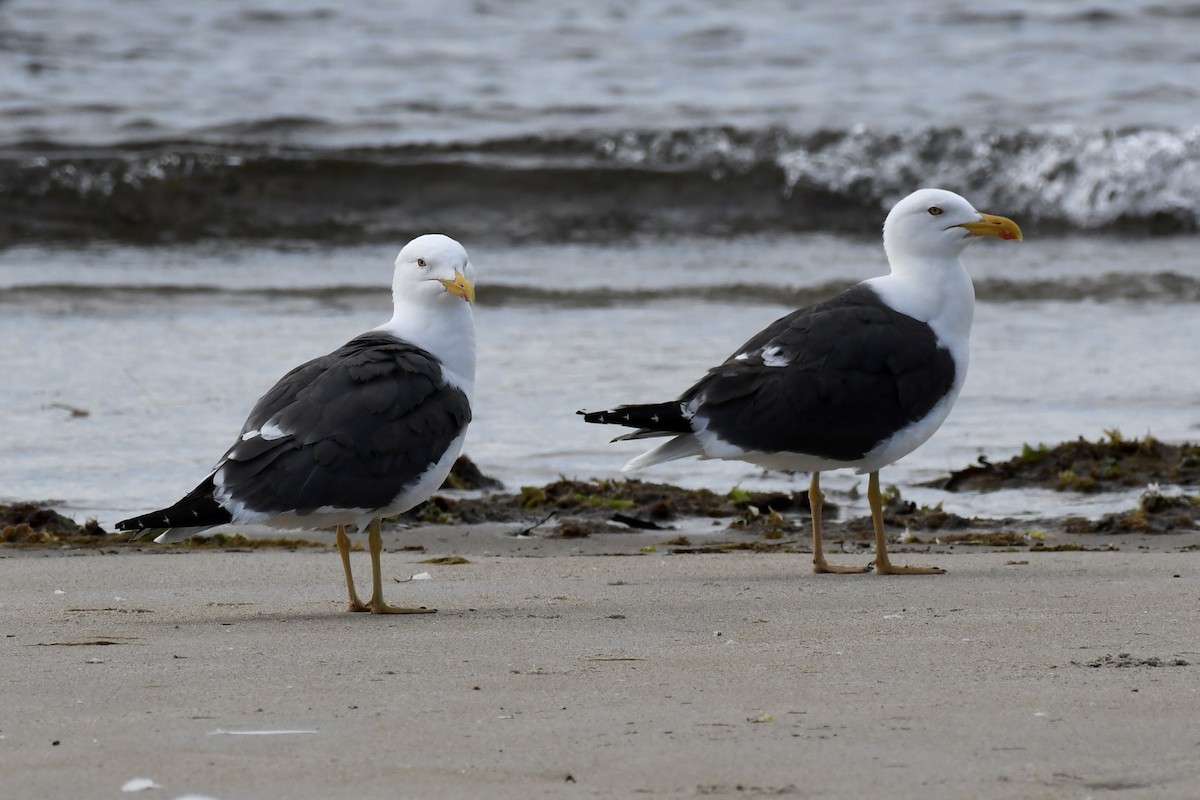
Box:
[404, 477, 819, 537]
[0, 503, 107, 547]
[928, 432, 1200, 494]
[841, 487, 978, 536]
[1063, 486, 1200, 534]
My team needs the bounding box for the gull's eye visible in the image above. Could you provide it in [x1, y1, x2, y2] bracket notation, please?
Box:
[416, 258, 428, 267]
[928, 206, 944, 216]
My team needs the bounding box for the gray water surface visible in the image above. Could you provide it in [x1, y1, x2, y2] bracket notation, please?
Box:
[4, 0, 1199, 145]
[2, 234, 1197, 527]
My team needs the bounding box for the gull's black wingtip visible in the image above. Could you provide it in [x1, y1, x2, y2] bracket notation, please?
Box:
[579, 402, 690, 433]
[113, 512, 170, 542]
[579, 408, 612, 424]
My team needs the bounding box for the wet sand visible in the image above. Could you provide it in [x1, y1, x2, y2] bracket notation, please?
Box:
[3, 538, 1199, 799]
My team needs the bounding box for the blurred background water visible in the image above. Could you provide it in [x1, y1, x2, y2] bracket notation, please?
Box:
[1, 0, 1198, 527]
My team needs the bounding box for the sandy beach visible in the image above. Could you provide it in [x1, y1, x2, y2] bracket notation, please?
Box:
[3, 532, 1198, 799]
[3, 4, 1200, 799]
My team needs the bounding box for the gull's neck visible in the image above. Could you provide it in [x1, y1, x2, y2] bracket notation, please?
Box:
[867, 248, 976, 359]
[375, 296, 477, 399]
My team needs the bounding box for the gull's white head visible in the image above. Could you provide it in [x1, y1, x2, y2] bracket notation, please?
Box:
[381, 233, 477, 395]
[393, 233, 476, 307]
[883, 188, 1022, 269]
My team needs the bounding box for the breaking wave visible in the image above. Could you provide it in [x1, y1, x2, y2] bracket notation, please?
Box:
[3, 125, 1199, 244]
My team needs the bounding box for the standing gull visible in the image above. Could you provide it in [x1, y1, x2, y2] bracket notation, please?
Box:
[115, 234, 476, 612]
[581, 189, 1021, 574]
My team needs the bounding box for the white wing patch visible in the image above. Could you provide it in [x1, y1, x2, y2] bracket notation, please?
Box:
[735, 346, 789, 367]
[760, 346, 789, 367]
[241, 421, 289, 442]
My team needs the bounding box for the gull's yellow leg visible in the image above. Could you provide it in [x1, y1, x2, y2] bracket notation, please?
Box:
[810, 472, 872, 574]
[367, 518, 436, 615]
[336, 524, 370, 612]
[869, 471, 946, 575]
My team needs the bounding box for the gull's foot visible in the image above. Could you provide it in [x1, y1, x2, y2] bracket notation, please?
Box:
[875, 562, 946, 575]
[347, 600, 372, 613]
[370, 601, 437, 615]
[813, 560, 874, 575]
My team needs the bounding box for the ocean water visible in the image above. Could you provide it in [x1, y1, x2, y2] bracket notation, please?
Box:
[3, 0, 1200, 243]
[4, 0, 1199, 143]
[1, 0, 1198, 528]
[3, 235, 1197, 528]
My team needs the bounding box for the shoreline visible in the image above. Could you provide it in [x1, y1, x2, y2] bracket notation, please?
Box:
[5, 497, 1198, 561]
[3, 434, 1198, 557]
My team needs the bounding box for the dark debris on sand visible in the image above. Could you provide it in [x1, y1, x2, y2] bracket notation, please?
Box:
[407, 439, 1200, 546]
[1063, 486, 1200, 534]
[405, 476, 825, 539]
[1, 503, 106, 546]
[1072, 653, 1191, 669]
[8, 436, 1200, 552]
[842, 486, 980, 535]
[439, 455, 504, 491]
[926, 432, 1200, 494]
